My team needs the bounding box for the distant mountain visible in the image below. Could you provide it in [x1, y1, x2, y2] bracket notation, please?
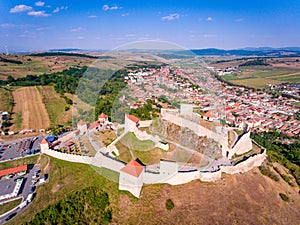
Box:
[190, 47, 300, 57]
[49, 48, 108, 53]
[22, 47, 300, 57]
[49, 48, 83, 52]
[241, 47, 300, 51]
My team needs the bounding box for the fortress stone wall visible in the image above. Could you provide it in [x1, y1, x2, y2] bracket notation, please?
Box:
[139, 120, 153, 128]
[41, 139, 266, 198]
[143, 149, 267, 186]
[41, 147, 93, 164]
[41, 144, 124, 172]
[40, 107, 266, 198]
[220, 150, 267, 174]
[161, 108, 230, 157]
[161, 108, 254, 159]
[229, 131, 253, 158]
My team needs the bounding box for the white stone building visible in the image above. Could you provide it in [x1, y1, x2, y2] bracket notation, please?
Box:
[119, 159, 145, 198]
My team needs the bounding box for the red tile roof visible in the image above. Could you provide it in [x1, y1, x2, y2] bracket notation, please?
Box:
[88, 121, 99, 130]
[203, 111, 213, 118]
[98, 113, 108, 119]
[78, 120, 86, 126]
[127, 114, 139, 123]
[120, 159, 144, 177]
[0, 165, 27, 177]
[40, 138, 48, 144]
[65, 141, 75, 147]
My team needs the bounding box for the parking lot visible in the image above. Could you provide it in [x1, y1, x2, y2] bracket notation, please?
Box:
[0, 179, 16, 196]
[0, 136, 43, 162]
[0, 164, 40, 223]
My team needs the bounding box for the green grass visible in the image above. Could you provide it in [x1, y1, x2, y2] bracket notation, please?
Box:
[0, 87, 14, 112]
[259, 164, 279, 182]
[133, 148, 166, 165]
[37, 86, 68, 126]
[230, 78, 282, 88]
[15, 112, 22, 129]
[222, 74, 238, 80]
[225, 68, 300, 88]
[273, 166, 295, 187]
[120, 132, 155, 151]
[92, 166, 120, 183]
[116, 142, 132, 163]
[26, 186, 112, 224]
[0, 198, 22, 215]
[0, 155, 39, 170]
[232, 150, 254, 159]
[243, 70, 293, 78]
[275, 74, 300, 83]
[292, 102, 300, 107]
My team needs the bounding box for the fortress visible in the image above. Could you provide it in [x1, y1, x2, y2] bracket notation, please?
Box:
[40, 105, 267, 198]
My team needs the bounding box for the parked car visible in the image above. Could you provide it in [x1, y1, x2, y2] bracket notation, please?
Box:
[2, 145, 10, 149]
[29, 186, 36, 193]
[5, 213, 17, 221]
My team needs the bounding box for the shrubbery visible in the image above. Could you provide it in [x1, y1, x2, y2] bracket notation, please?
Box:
[166, 199, 175, 211]
[251, 132, 300, 185]
[279, 193, 289, 202]
[259, 165, 279, 182]
[27, 186, 112, 224]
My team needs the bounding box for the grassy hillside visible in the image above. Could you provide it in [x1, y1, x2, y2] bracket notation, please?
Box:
[9, 155, 120, 224]
[212, 57, 300, 88]
[37, 86, 71, 126]
[0, 54, 93, 80]
[4, 154, 299, 225]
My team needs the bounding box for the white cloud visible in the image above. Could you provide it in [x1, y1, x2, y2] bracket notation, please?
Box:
[235, 18, 244, 22]
[0, 23, 16, 28]
[27, 11, 50, 17]
[53, 7, 59, 13]
[35, 1, 45, 7]
[121, 13, 129, 17]
[161, 13, 181, 21]
[103, 4, 121, 11]
[77, 36, 84, 40]
[206, 17, 213, 21]
[125, 34, 136, 37]
[88, 15, 97, 18]
[203, 34, 217, 38]
[10, 5, 32, 13]
[70, 27, 84, 32]
[53, 6, 68, 13]
[36, 26, 55, 31]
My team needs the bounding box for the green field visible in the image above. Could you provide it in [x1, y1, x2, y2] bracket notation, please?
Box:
[37, 86, 70, 126]
[223, 69, 300, 88]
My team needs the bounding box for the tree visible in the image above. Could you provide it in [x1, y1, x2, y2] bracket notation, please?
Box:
[7, 75, 14, 83]
[165, 199, 174, 210]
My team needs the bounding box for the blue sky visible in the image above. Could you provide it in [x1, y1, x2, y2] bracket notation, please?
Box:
[1, 0, 300, 52]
